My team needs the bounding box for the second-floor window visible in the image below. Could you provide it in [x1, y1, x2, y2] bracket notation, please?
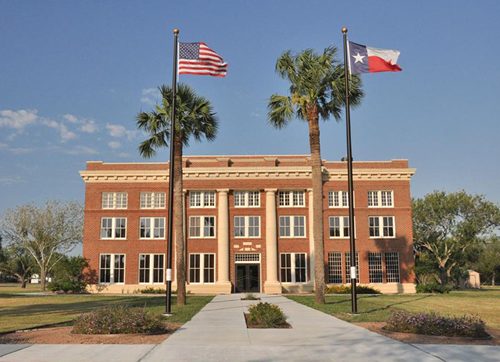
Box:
[233, 216, 260, 238]
[328, 191, 349, 208]
[102, 192, 127, 209]
[189, 191, 216, 208]
[329, 216, 350, 238]
[278, 191, 305, 207]
[140, 217, 165, 239]
[189, 216, 216, 238]
[369, 216, 395, 238]
[140, 192, 166, 209]
[279, 216, 306, 237]
[100, 217, 126, 239]
[368, 190, 394, 207]
[234, 191, 260, 207]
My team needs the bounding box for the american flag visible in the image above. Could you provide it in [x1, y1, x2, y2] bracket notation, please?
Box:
[178, 42, 228, 77]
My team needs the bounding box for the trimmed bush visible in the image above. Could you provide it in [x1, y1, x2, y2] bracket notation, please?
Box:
[140, 287, 166, 294]
[247, 302, 288, 328]
[72, 305, 166, 334]
[416, 283, 452, 294]
[325, 285, 381, 294]
[385, 310, 488, 338]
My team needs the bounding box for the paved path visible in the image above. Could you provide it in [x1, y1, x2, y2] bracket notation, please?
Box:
[1, 294, 499, 361]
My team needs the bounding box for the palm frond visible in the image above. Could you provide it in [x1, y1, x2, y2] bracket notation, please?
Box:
[268, 94, 294, 129]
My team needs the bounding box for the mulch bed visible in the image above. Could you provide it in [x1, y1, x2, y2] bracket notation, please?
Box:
[244, 313, 291, 329]
[0, 324, 182, 345]
[355, 322, 500, 345]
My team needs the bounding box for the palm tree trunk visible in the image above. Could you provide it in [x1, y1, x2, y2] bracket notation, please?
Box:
[174, 133, 186, 305]
[307, 104, 325, 304]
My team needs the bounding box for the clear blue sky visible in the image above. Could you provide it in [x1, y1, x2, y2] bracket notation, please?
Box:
[1, 0, 500, 215]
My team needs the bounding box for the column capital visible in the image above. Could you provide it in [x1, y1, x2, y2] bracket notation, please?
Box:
[217, 188, 230, 193]
[307, 188, 313, 193]
[265, 188, 278, 193]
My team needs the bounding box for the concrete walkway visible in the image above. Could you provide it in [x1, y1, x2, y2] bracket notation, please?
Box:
[1, 294, 499, 362]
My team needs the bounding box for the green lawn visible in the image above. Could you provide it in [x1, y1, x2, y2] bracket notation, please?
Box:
[288, 288, 500, 328]
[0, 284, 213, 333]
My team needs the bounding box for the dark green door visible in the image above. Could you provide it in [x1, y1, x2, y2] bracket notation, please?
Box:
[235, 264, 260, 292]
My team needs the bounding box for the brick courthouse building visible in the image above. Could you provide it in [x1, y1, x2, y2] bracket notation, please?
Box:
[80, 155, 416, 294]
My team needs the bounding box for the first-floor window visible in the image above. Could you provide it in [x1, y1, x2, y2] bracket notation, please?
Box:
[279, 216, 306, 237]
[189, 253, 215, 283]
[328, 252, 343, 284]
[368, 252, 383, 283]
[385, 252, 400, 282]
[369, 216, 395, 238]
[100, 217, 126, 239]
[140, 217, 165, 239]
[280, 253, 307, 283]
[99, 254, 125, 283]
[189, 216, 215, 238]
[345, 252, 359, 281]
[329, 216, 350, 238]
[139, 254, 164, 283]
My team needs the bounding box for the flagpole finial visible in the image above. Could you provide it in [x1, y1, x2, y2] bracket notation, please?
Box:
[342, 27, 348, 34]
[173, 28, 179, 34]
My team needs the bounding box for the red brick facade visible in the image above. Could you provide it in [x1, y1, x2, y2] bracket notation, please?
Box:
[81, 155, 416, 294]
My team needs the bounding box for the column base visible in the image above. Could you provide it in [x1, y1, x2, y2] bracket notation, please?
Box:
[187, 281, 232, 294]
[264, 281, 282, 294]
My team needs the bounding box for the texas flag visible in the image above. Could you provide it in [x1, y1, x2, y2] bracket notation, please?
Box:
[348, 41, 402, 74]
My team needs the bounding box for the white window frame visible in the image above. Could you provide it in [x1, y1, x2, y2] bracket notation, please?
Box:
[278, 190, 305, 207]
[188, 216, 216, 238]
[233, 216, 261, 238]
[279, 215, 306, 238]
[279, 253, 308, 283]
[189, 253, 216, 284]
[138, 253, 165, 284]
[328, 191, 350, 208]
[102, 192, 128, 209]
[99, 253, 125, 284]
[100, 217, 127, 240]
[368, 190, 394, 208]
[328, 216, 351, 239]
[368, 216, 396, 238]
[189, 191, 216, 208]
[234, 191, 260, 207]
[140, 192, 166, 209]
[385, 252, 400, 283]
[139, 217, 166, 239]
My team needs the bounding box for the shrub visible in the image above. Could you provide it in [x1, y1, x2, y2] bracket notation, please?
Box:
[416, 283, 452, 294]
[247, 302, 287, 328]
[48, 280, 87, 293]
[48, 256, 89, 293]
[325, 285, 381, 294]
[140, 287, 166, 294]
[72, 305, 166, 334]
[385, 310, 488, 338]
[241, 293, 259, 300]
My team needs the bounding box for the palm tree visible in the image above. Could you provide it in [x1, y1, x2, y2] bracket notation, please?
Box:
[268, 47, 363, 304]
[137, 83, 218, 305]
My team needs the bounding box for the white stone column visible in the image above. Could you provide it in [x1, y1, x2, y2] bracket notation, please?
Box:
[308, 188, 315, 285]
[216, 189, 231, 293]
[264, 188, 281, 294]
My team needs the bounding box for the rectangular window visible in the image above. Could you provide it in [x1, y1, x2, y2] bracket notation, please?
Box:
[139, 254, 164, 283]
[328, 252, 343, 284]
[280, 253, 307, 283]
[102, 192, 128, 209]
[329, 216, 350, 238]
[189, 253, 215, 283]
[368, 190, 394, 207]
[189, 191, 215, 208]
[139, 217, 165, 239]
[99, 254, 125, 284]
[189, 216, 215, 238]
[278, 191, 305, 207]
[279, 216, 306, 237]
[385, 252, 400, 282]
[368, 253, 383, 283]
[140, 192, 166, 209]
[369, 216, 395, 238]
[100, 217, 126, 239]
[234, 191, 260, 207]
[328, 191, 349, 208]
[233, 216, 260, 238]
[345, 252, 359, 281]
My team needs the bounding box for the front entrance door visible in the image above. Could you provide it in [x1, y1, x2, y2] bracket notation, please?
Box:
[235, 264, 260, 293]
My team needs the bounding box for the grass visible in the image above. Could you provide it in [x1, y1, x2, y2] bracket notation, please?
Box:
[288, 288, 500, 329]
[0, 283, 213, 333]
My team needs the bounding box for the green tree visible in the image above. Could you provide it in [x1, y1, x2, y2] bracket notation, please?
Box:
[48, 255, 89, 293]
[413, 191, 500, 286]
[474, 237, 500, 286]
[137, 84, 218, 305]
[0, 241, 35, 287]
[1, 201, 83, 290]
[268, 47, 364, 303]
